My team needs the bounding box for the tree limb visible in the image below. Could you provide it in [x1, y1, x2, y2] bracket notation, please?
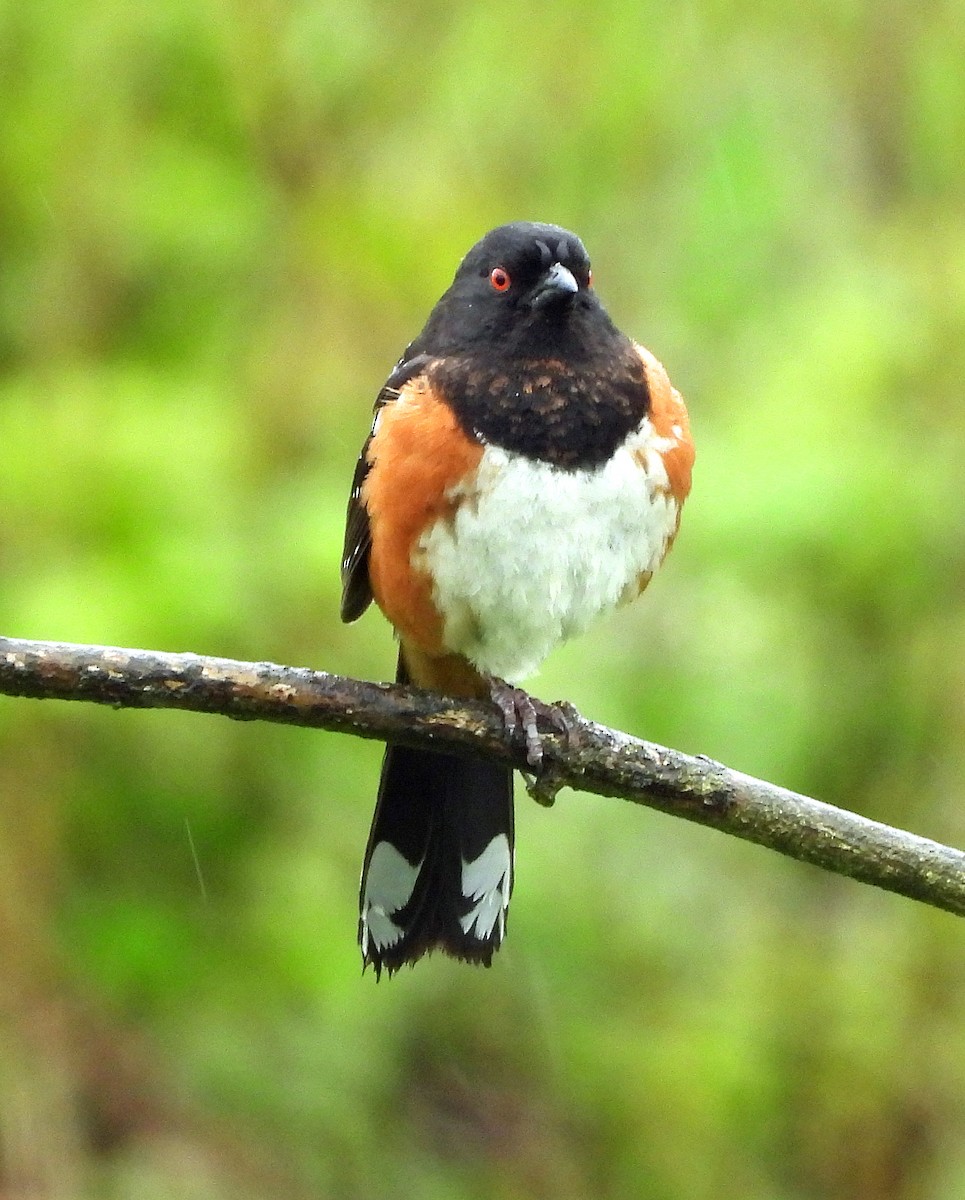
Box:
[1, 635, 963, 917]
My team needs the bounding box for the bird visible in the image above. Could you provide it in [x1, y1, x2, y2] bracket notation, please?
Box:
[340, 221, 694, 977]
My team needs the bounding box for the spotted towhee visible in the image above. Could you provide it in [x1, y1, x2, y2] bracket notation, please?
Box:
[341, 221, 693, 977]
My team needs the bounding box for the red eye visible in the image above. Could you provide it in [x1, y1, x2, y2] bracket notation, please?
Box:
[587, 269, 593, 288]
[489, 266, 511, 292]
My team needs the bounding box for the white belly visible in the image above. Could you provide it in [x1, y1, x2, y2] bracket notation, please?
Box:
[414, 420, 679, 682]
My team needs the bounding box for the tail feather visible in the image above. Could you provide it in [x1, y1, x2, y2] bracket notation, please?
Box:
[359, 742, 514, 977]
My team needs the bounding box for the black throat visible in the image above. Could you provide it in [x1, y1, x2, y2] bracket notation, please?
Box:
[431, 339, 650, 470]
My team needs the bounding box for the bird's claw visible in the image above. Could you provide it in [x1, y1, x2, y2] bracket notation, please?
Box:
[488, 680, 579, 769]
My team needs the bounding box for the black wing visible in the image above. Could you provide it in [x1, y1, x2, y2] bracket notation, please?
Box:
[339, 351, 434, 623]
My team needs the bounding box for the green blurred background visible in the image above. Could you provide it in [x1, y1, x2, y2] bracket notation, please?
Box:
[2, 1, 965, 1196]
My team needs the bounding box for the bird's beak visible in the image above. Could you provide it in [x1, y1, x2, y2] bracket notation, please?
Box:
[531, 261, 580, 308]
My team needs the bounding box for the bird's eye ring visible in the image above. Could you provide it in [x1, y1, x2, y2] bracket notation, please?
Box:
[489, 267, 511, 292]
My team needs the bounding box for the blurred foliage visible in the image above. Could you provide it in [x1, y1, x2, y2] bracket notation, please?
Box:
[1, 0, 965, 1197]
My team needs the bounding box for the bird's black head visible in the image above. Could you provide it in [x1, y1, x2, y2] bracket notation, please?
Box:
[418, 222, 620, 362]
[409, 223, 649, 469]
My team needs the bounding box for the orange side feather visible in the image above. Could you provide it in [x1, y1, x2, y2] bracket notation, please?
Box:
[363, 379, 484, 657]
[635, 342, 695, 507]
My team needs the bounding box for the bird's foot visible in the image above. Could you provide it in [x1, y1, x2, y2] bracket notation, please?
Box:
[488, 679, 578, 770]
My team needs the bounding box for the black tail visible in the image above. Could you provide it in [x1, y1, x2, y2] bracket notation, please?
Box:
[358, 670, 514, 977]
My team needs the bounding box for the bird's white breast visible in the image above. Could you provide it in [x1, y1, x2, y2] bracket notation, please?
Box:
[414, 418, 679, 682]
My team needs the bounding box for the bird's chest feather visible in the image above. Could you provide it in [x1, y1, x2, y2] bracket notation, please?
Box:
[414, 423, 680, 682]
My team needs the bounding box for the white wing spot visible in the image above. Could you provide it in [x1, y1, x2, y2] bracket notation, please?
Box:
[360, 841, 423, 955]
[459, 834, 511, 941]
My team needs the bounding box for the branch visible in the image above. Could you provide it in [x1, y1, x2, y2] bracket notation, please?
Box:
[1, 635, 963, 917]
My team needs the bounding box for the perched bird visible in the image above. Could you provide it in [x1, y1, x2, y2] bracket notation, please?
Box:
[341, 221, 694, 977]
